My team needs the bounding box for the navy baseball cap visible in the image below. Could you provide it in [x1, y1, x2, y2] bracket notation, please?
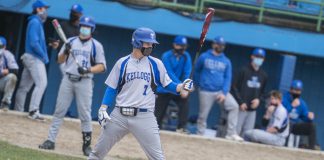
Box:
[32, 0, 50, 10]
[252, 48, 266, 58]
[173, 36, 188, 45]
[71, 4, 83, 13]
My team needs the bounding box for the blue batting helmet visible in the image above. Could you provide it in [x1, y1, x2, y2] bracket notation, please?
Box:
[131, 27, 159, 49]
[252, 48, 266, 57]
[291, 80, 303, 90]
[0, 36, 6, 47]
[71, 4, 83, 13]
[173, 36, 187, 45]
[79, 16, 96, 32]
[213, 36, 226, 45]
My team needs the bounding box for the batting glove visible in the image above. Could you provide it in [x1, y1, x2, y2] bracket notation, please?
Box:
[182, 79, 194, 92]
[64, 42, 71, 55]
[98, 105, 111, 128]
[78, 67, 91, 75]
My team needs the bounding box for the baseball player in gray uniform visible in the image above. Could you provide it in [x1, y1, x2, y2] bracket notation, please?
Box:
[244, 91, 289, 146]
[39, 16, 106, 156]
[88, 28, 193, 160]
[0, 36, 19, 111]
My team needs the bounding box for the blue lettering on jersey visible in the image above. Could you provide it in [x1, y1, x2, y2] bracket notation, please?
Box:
[126, 71, 151, 83]
[73, 50, 91, 58]
[204, 59, 226, 72]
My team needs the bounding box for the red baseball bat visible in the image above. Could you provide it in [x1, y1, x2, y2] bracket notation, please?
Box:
[190, 8, 215, 78]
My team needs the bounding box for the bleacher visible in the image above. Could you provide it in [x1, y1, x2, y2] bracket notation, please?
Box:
[118, 0, 324, 31]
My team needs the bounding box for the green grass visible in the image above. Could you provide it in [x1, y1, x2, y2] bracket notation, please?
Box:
[0, 140, 85, 160]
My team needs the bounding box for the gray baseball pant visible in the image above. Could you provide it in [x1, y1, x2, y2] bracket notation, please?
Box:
[244, 129, 286, 146]
[197, 90, 239, 136]
[88, 108, 164, 160]
[0, 73, 17, 105]
[15, 54, 47, 112]
[47, 76, 93, 142]
[237, 111, 256, 136]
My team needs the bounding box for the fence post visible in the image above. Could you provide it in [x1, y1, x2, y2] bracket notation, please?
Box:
[199, 0, 205, 13]
[316, 0, 324, 31]
[258, 0, 265, 23]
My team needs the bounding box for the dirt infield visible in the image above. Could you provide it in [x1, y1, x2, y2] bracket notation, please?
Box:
[0, 111, 323, 160]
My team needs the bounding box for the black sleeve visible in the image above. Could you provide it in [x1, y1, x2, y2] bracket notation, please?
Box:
[231, 68, 245, 105]
[262, 117, 269, 127]
[259, 72, 268, 102]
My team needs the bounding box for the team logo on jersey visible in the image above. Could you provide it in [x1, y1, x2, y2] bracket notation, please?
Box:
[126, 71, 151, 83]
[247, 76, 261, 88]
[204, 59, 226, 72]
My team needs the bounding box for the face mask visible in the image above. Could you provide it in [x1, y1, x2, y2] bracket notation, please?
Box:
[291, 93, 301, 99]
[141, 47, 153, 56]
[38, 10, 48, 23]
[174, 48, 185, 54]
[80, 27, 91, 38]
[253, 57, 264, 67]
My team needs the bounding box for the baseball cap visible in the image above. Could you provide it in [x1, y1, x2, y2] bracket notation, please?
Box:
[32, 0, 50, 10]
[291, 80, 303, 90]
[252, 48, 266, 58]
[71, 4, 83, 13]
[213, 36, 226, 45]
[173, 36, 188, 45]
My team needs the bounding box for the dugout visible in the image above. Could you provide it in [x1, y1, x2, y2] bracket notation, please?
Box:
[0, 0, 324, 149]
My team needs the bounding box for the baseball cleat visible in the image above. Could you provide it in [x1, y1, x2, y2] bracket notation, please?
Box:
[225, 134, 244, 142]
[176, 128, 190, 135]
[83, 145, 92, 156]
[0, 102, 9, 112]
[39, 140, 55, 150]
[28, 110, 45, 121]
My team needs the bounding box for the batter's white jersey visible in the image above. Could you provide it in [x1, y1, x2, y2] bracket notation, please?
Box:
[268, 104, 289, 137]
[105, 54, 172, 109]
[59, 37, 106, 78]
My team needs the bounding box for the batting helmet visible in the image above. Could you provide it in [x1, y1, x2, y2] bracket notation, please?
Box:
[213, 36, 226, 45]
[79, 16, 96, 32]
[173, 36, 187, 45]
[0, 36, 6, 48]
[71, 4, 83, 13]
[291, 80, 303, 90]
[252, 48, 266, 57]
[131, 27, 159, 49]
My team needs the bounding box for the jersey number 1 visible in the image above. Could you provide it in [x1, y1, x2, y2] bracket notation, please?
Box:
[143, 85, 148, 95]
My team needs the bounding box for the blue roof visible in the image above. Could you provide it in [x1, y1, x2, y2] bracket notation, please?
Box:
[1, 0, 324, 57]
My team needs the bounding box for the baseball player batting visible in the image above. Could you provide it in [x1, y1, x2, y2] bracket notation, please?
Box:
[39, 16, 107, 156]
[88, 28, 194, 160]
